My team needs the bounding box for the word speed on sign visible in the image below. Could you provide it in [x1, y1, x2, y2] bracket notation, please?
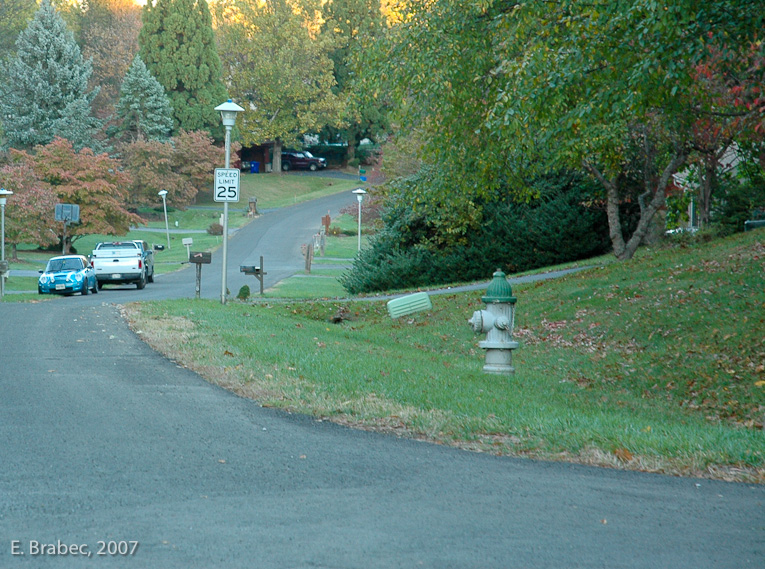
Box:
[214, 168, 241, 202]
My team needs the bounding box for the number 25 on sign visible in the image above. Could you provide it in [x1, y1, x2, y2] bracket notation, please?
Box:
[214, 168, 240, 202]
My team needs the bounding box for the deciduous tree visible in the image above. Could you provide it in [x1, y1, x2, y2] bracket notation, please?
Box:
[80, 0, 142, 119]
[321, 0, 388, 163]
[0, 0, 37, 60]
[488, 0, 765, 259]
[214, 0, 344, 171]
[0, 162, 58, 260]
[13, 138, 140, 253]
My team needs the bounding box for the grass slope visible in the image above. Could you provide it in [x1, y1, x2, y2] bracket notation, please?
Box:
[123, 230, 765, 482]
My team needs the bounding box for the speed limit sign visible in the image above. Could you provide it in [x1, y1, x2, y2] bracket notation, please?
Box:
[214, 168, 240, 202]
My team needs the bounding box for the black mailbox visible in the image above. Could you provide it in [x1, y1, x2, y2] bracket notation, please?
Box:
[189, 251, 212, 264]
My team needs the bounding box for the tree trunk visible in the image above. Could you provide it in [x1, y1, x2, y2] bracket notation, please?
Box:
[585, 147, 688, 261]
[272, 138, 283, 173]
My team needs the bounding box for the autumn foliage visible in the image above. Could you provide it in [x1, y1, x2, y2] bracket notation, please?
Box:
[10, 138, 142, 253]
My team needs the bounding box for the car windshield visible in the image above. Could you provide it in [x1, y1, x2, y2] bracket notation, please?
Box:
[46, 258, 84, 272]
[303, 151, 314, 158]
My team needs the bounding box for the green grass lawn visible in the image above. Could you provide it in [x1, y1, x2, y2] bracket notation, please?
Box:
[123, 229, 765, 482]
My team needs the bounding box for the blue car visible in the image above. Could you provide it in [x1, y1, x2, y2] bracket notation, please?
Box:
[38, 255, 98, 296]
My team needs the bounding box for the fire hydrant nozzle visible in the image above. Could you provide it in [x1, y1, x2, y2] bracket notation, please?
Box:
[468, 269, 519, 374]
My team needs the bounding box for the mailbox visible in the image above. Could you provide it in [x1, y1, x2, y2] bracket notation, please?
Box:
[189, 251, 212, 264]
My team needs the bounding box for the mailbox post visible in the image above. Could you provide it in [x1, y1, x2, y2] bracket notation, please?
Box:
[240, 256, 267, 295]
[189, 251, 212, 299]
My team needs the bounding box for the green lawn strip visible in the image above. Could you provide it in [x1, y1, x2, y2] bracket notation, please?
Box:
[137, 206, 250, 231]
[124, 231, 765, 480]
[261, 275, 347, 299]
[194, 173, 360, 210]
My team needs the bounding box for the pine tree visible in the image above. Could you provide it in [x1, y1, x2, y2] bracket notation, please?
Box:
[139, 0, 228, 140]
[114, 54, 174, 142]
[0, 0, 102, 151]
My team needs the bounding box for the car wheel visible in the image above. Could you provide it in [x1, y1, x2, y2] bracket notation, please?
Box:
[282, 162, 291, 171]
[38, 285, 43, 295]
[309, 163, 318, 171]
[81, 279, 89, 295]
[97, 280, 103, 290]
[136, 272, 146, 290]
[92, 279, 98, 294]
[147, 268, 154, 283]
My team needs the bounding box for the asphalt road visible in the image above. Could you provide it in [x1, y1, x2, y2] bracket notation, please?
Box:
[1, 189, 763, 568]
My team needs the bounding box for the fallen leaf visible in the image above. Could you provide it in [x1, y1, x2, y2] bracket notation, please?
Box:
[223, 350, 234, 357]
[614, 448, 633, 462]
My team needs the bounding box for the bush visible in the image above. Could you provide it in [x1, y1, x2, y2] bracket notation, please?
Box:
[236, 285, 251, 301]
[207, 222, 223, 236]
[340, 171, 610, 294]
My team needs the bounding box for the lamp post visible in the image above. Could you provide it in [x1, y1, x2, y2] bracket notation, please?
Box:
[352, 188, 366, 252]
[0, 188, 13, 299]
[158, 190, 170, 250]
[215, 99, 244, 304]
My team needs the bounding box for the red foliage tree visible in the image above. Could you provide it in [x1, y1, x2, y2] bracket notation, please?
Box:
[0, 161, 58, 260]
[14, 137, 141, 253]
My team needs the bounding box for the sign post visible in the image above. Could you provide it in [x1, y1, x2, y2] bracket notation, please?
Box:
[55, 204, 80, 254]
[214, 167, 240, 304]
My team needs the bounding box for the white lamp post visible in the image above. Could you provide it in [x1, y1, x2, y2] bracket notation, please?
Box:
[158, 190, 170, 250]
[0, 188, 13, 299]
[352, 188, 367, 252]
[215, 99, 244, 304]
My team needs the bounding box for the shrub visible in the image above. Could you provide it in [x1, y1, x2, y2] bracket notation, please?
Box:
[340, 171, 610, 294]
[236, 285, 251, 301]
[207, 222, 223, 235]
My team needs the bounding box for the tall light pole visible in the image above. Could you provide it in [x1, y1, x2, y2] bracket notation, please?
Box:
[215, 99, 244, 304]
[352, 188, 366, 252]
[0, 188, 13, 299]
[158, 190, 170, 250]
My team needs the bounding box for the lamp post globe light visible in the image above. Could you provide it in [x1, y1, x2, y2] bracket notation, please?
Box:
[158, 190, 170, 250]
[352, 188, 367, 252]
[0, 188, 13, 299]
[214, 99, 244, 305]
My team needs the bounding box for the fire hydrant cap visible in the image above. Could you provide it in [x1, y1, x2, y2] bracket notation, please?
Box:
[481, 269, 517, 304]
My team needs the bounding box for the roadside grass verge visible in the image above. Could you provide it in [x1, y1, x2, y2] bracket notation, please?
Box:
[123, 229, 765, 482]
[198, 172, 360, 209]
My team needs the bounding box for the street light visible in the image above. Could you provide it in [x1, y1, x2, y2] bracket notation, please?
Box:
[215, 99, 244, 304]
[352, 188, 367, 252]
[158, 190, 170, 250]
[0, 188, 13, 299]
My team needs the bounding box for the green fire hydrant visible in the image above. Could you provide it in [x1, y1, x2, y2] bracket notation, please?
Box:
[468, 269, 519, 374]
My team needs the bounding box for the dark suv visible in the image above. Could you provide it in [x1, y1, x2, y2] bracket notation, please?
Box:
[281, 150, 327, 171]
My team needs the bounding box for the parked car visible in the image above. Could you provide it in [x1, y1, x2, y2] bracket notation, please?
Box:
[38, 255, 98, 296]
[91, 241, 149, 290]
[281, 150, 327, 171]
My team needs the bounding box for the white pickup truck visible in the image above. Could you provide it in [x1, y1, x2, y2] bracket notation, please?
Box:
[91, 241, 153, 290]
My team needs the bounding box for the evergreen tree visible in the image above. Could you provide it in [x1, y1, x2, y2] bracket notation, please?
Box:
[139, 0, 228, 140]
[0, 0, 102, 151]
[114, 54, 174, 142]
